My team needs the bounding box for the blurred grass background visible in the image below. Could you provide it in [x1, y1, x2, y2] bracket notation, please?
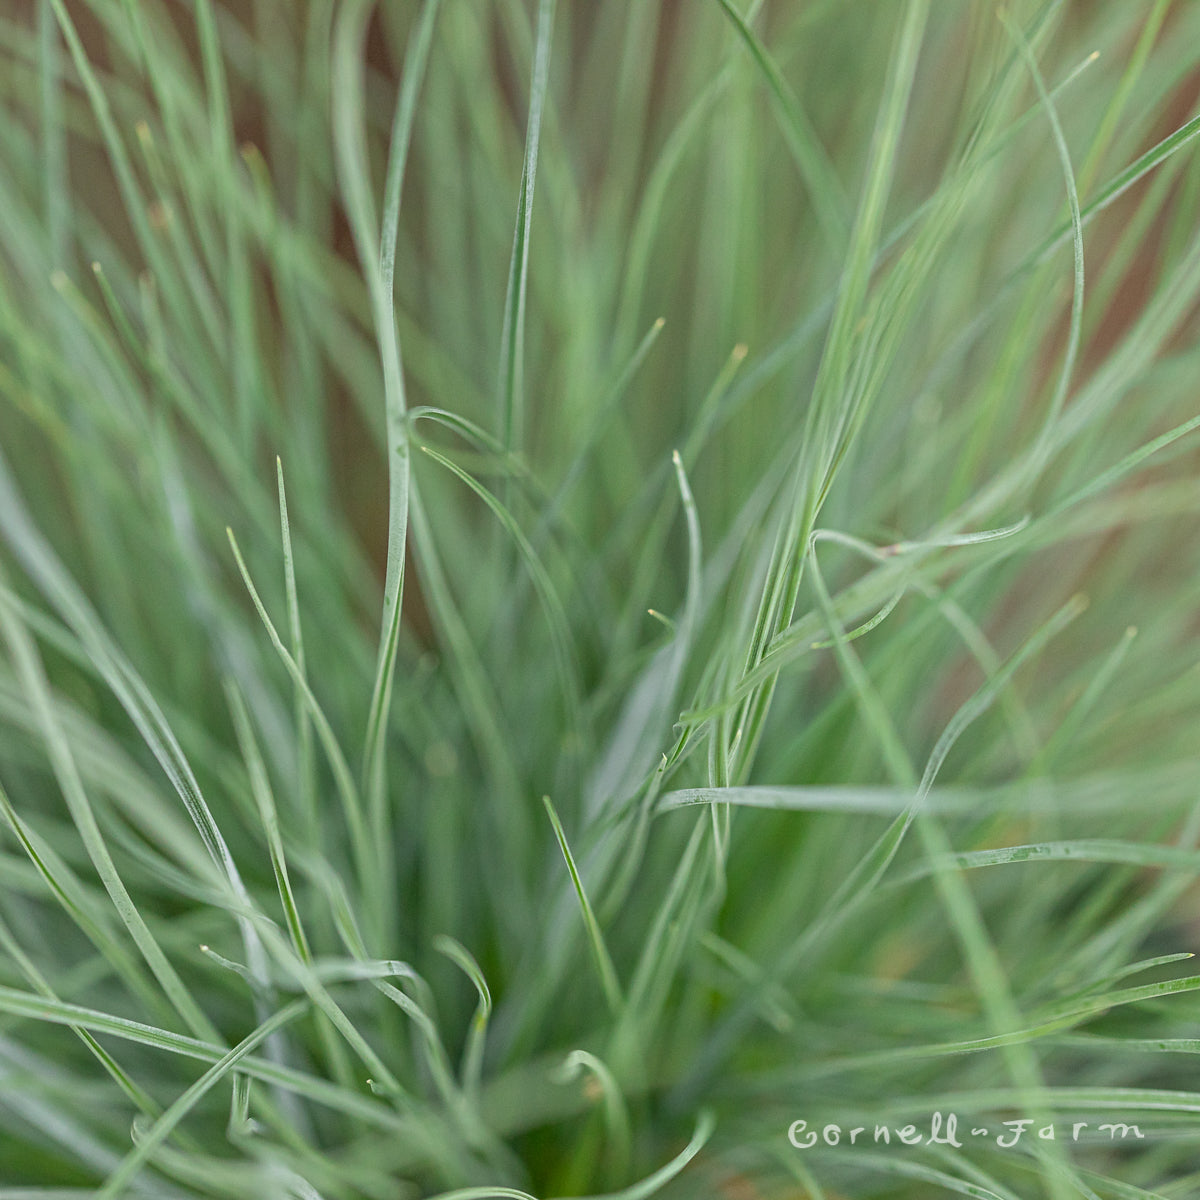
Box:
[3, 1, 1200, 1197]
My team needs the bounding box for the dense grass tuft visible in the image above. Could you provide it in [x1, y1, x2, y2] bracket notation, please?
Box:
[3, 1, 1200, 1197]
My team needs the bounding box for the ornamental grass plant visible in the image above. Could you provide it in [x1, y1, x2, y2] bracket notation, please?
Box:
[3, 1, 1200, 1197]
